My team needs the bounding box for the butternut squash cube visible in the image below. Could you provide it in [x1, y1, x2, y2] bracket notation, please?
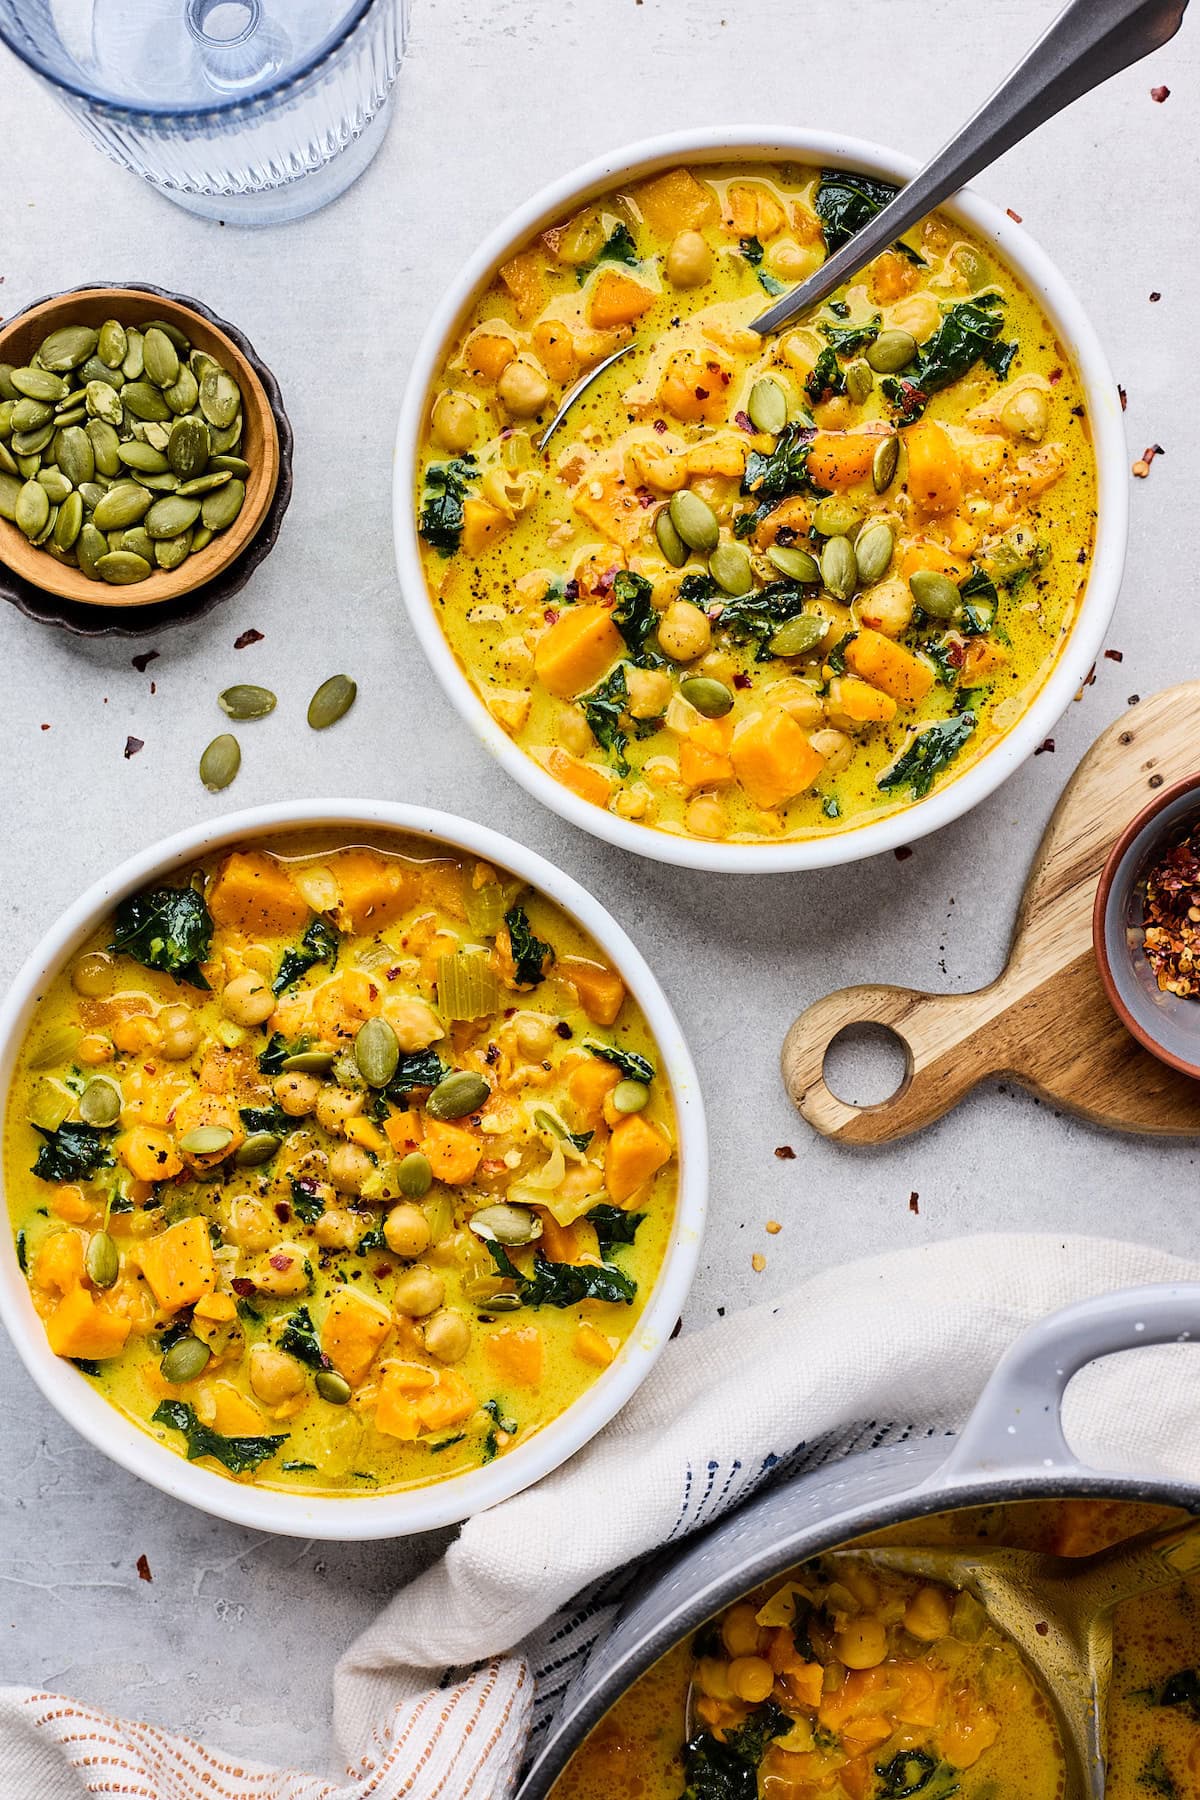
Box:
[679, 717, 735, 791]
[574, 1322, 618, 1368]
[534, 605, 623, 699]
[826, 676, 899, 729]
[606, 1113, 672, 1204]
[135, 1215, 216, 1312]
[499, 249, 548, 321]
[208, 851, 309, 937]
[422, 1117, 482, 1185]
[536, 747, 614, 810]
[904, 418, 964, 515]
[845, 629, 934, 708]
[461, 497, 511, 557]
[731, 709, 826, 809]
[34, 1230, 85, 1296]
[46, 1287, 130, 1361]
[331, 850, 422, 934]
[558, 956, 626, 1026]
[587, 269, 655, 330]
[636, 168, 718, 235]
[322, 1289, 392, 1386]
[414, 1369, 478, 1433]
[485, 1325, 545, 1389]
[806, 430, 885, 491]
[118, 1125, 184, 1184]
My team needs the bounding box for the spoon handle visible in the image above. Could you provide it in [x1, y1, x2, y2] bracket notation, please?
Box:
[751, 0, 1189, 335]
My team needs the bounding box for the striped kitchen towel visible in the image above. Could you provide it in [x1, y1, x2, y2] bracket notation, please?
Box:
[4, 1232, 1199, 1798]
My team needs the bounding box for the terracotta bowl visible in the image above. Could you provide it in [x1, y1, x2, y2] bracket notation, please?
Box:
[1093, 773, 1200, 1079]
[0, 284, 280, 612]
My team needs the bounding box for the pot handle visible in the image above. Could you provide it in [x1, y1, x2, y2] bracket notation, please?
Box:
[931, 1283, 1200, 1485]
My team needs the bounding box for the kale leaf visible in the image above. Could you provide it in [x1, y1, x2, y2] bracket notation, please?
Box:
[419, 456, 477, 556]
[681, 1700, 789, 1800]
[272, 917, 340, 994]
[873, 1749, 939, 1799]
[278, 1305, 330, 1371]
[882, 297, 1017, 420]
[574, 223, 641, 282]
[717, 581, 812, 662]
[739, 236, 764, 265]
[815, 169, 899, 252]
[239, 1104, 290, 1136]
[32, 1121, 113, 1183]
[878, 713, 977, 801]
[290, 1177, 326, 1225]
[258, 1033, 300, 1074]
[505, 905, 554, 986]
[111, 884, 213, 988]
[804, 347, 847, 405]
[958, 567, 998, 635]
[1159, 1668, 1200, 1722]
[586, 1204, 645, 1257]
[742, 422, 819, 506]
[15, 1229, 27, 1274]
[611, 570, 660, 663]
[371, 1049, 450, 1118]
[152, 1400, 287, 1474]
[820, 314, 881, 354]
[486, 1241, 637, 1307]
[586, 1040, 656, 1083]
[582, 666, 630, 774]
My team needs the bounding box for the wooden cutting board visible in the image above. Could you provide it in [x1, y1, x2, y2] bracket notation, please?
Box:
[781, 682, 1200, 1144]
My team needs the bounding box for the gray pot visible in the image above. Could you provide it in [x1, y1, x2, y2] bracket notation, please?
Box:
[519, 1283, 1200, 1799]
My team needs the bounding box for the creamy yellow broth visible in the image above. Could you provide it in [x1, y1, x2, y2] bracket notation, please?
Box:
[416, 161, 1097, 846]
[551, 1501, 1200, 1800]
[4, 831, 678, 1494]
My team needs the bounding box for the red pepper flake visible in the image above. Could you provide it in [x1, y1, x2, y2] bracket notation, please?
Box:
[131, 650, 159, 673]
[136, 1554, 152, 1583]
[653, 418, 667, 434]
[269, 1254, 292, 1272]
[1129, 694, 1141, 707]
[1006, 206, 1023, 223]
[1133, 444, 1165, 478]
[1118, 384, 1128, 411]
[1035, 1620, 1049, 1637]
[635, 486, 655, 508]
[1152, 84, 1170, 101]
[1034, 738, 1055, 755]
[123, 736, 144, 759]
[1048, 367, 1063, 384]
[1105, 648, 1124, 663]
[544, 607, 560, 626]
[1149, 291, 1162, 303]
[150, 682, 156, 695]
[231, 1277, 255, 1297]
[274, 1201, 292, 1222]
[374, 1263, 392, 1278]
[555, 1021, 572, 1038]
[734, 409, 753, 433]
[908, 1192, 920, 1215]
[894, 845, 913, 862]
[596, 566, 617, 595]
[694, 386, 710, 401]
[774, 1145, 796, 1160]
[234, 628, 264, 649]
[1138, 829, 1200, 997]
[40, 722, 49, 731]
[733, 672, 751, 690]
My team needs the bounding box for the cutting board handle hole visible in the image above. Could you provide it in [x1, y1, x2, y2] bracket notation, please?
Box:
[822, 1022, 909, 1108]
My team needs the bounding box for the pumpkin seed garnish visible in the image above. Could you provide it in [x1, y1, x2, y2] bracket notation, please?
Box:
[79, 1078, 121, 1127]
[217, 683, 276, 722]
[771, 615, 826, 657]
[200, 733, 241, 791]
[316, 1370, 352, 1405]
[234, 1130, 281, 1167]
[767, 544, 822, 584]
[160, 1336, 210, 1384]
[708, 541, 753, 596]
[426, 1070, 490, 1120]
[747, 375, 788, 435]
[854, 522, 895, 589]
[669, 489, 720, 553]
[908, 569, 963, 620]
[680, 676, 734, 718]
[654, 506, 689, 567]
[85, 1231, 120, 1289]
[178, 1124, 234, 1156]
[821, 535, 858, 601]
[355, 1016, 400, 1088]
[872, 434, 900, 493]
[307, 674, 357, 730]
[866, 329, 918, 374]
[397, 1152, 433, 1197]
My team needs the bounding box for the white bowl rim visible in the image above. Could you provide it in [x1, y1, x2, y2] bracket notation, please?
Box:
[0, 799, 707, 1540]
[393, 124, 1129, 873]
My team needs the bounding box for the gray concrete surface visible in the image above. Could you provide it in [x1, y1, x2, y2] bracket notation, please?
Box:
[0, 0, 1195, 1773]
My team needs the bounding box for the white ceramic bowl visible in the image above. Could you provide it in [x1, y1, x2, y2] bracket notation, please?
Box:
[0, 800, 706, 1539]
[394, 126, 1129, 873]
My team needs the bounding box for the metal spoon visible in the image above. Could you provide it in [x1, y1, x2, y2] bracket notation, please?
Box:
[751, 0, 1189, 335]
[539, 0, 1188, 449]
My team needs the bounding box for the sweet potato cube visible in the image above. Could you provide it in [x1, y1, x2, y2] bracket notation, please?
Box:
[210, 1383, 266, 1437]
[533, 320, 578, 384]
[826, 676, 899, 728]
[558, 957, 626, 1026]
[461, 497, 512, 557]
[731, 709, 826, 809]
[588, 269, 655, 330]
[499, 249, 548, 321]
[606, 1113, 672, 1204]
[574, 1322, 618, 1368]
[46, 1287, 130, 1361]
[322, 1289, 392, 1386]
[807, 430, 884, 491]
[635, 168, 718, 235]
[208, 851, 309, 937]
[845, 629, 934, 708]
[659, 349, 731, 424]
[904, 418, 963, 515]
[537, 747, 614, 810]
[118, 1125, 183, 1184]
[415, 1369, 478, 1433]
[680, 717, 735, 792]
[34, 1230, 85, 1296]
[422, 1117, 482, 1185]
[485, 1325, 545, 1389]
[573, 468, 647, 548]
[534, 605, 622, 699]
[900, 537, 971, 583]
[567, 1057, 620, 1131]
[331, 851, 422, 934]
[135, 1216, 216, 1312]
[464, 331, 516, 381]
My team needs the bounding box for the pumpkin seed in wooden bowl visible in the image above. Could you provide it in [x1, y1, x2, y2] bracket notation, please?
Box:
[0, 285, 281, 611]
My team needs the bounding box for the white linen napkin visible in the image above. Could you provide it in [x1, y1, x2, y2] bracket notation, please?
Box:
[5, 1232, 1200, 1799]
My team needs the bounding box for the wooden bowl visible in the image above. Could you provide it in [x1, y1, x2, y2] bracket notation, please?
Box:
[0, 285, 280, 610]
[1093, 773, 1200, 1080]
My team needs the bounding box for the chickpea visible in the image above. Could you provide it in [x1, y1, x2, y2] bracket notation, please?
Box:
[767, 238, 822, 284]
[71, 951, 115, 997]
[665, 229, 713, 288]
[770, 678, 824, 729]
[858, 577, 914, 639]
[625, 666, 673, 719]
[496, 633, 535, 682]
[314, 1206, 359, 1250]
[658, 599, 711, 663]
[274, 1071, 321, 1117]
[221, 971, 275, 1027]
[382, 996, 444, 1052]
[393, 1265, 445, 1317]
[157, 1003, 202, 1062]
[424, 1309, 471, 1364]
[685, 796, 728, 840]
[809, 728, 855, 775]
[226, 1195, 276, 1251]
[248, 1343, 306, 1406]
[904, 1585, 953, 1642]
[431, 389, 480, 453]
[316, 1084, 365, 1135]
[834, 1617, 888, 1670]
[728, 1657, 776, 1704]
[329, 1142, 374, 1195]
[614, 787, 653, 822]
[498, 358, 551, 418]
[514, 1012, 556, 1061]
[384, 1202, 432, 1259]
[77, 1034, 114, 1067]
[695, 1658, 732, 1701]
[721, 1602, 763, 1660]
[1000, 385, 1050, 443]
[251, 1244, 311, 1297]
[890, 292, 941, 344]
[558, 706, 594, 758]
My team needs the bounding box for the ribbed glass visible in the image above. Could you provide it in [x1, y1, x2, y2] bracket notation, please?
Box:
[0, 0, 409, 223]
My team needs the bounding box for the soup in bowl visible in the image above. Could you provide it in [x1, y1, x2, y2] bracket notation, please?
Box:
[0, 803, 704, 1536]
[396, 131, 1126, 872]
